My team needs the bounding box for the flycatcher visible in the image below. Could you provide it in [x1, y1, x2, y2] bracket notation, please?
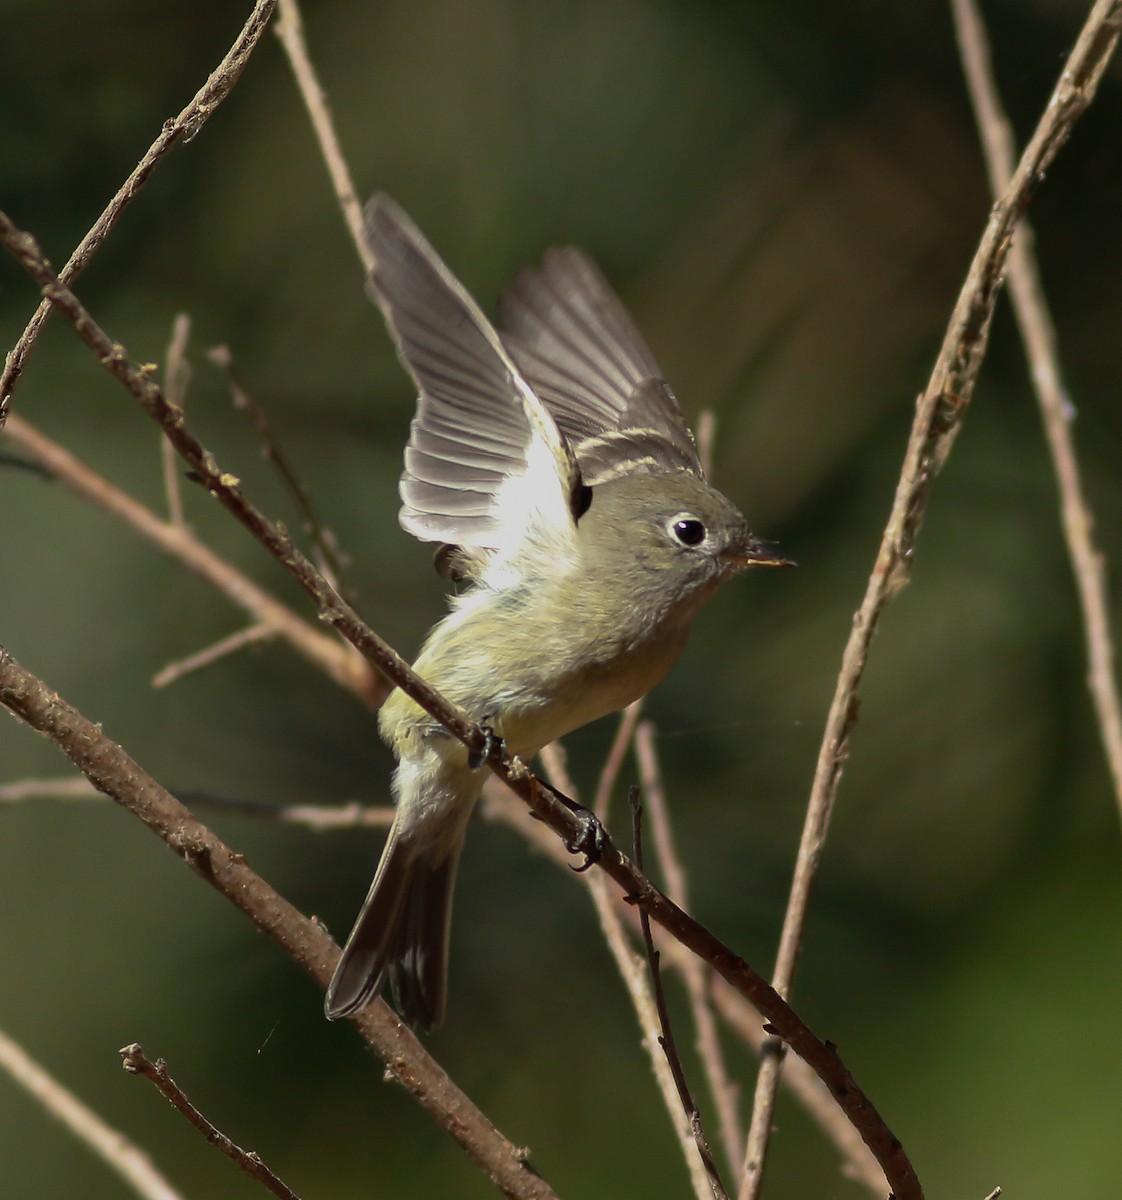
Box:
[325, 196, 791, 1028]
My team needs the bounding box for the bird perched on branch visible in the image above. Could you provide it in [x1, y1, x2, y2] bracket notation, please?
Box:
[325, 195, 791, 1029]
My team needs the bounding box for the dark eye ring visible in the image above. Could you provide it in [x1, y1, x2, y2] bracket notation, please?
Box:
[672, 517, 706, 547]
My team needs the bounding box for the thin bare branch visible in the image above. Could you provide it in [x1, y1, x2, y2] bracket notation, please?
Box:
[0, 0, 278, 424]
[740, 4, 1122, 1194]
[152, 621, 274, 688]
[631, 788, 731, 1200]
[273, 0, 372, 272]
[1, 414, 379, 706]
[0, 774, 393, 831]
[696, 409, 717, 481]
[0, 647, 560, 1200]
[207, 344, 348, 586]
[161, 314, 191, 528]
[0, 211, 924, 1200]
[120, 1044, 301, 1200]
[535, 751, 716, 1200]
[591, 700, 643, 819]
[481, 784, 887, 1198]
[0, 1025, 183, 1200]
[951, 0, 1122, 818]
[636, 722, 743, 1177]
[0, 776, 100, 803]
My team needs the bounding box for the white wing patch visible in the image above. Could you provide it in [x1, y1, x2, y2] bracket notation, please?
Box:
[364, 195, 583, 571]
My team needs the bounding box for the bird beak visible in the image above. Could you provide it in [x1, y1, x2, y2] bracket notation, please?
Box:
[724, 541, 796, 570]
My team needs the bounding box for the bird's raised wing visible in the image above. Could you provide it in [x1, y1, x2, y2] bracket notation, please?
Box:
[499, 247, 703, 485]
[365, 196, 584, 560]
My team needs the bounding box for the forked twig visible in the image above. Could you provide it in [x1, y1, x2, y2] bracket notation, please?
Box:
[120, 1045, 301, 1200]
[0, 1025, 183, 1200]
[740, 4, 1122, 1194]
[0, 0, 278, 423]
[951, 0, 1122, 819]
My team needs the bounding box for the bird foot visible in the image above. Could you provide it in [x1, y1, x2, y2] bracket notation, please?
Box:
[468, 723, 504, 770]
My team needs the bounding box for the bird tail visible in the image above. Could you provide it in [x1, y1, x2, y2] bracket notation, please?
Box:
[324, 817, 463, 1031]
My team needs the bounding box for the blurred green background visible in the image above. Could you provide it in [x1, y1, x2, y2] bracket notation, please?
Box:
[2, 1, 1121, 1197]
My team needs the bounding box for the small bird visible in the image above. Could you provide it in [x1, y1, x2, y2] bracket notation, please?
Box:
[324, 195, 791, 1029]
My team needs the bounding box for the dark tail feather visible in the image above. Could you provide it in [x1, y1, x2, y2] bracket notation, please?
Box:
[324, 825, 461, 1031]
[386, 852, 460, 1031]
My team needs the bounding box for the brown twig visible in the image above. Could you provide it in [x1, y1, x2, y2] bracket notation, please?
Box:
[536, 745, 716, 1200]
[1, 413, 379, 705]
[0, 776, 101, 803]
[591, 699, 644, 819]
[0, 647, 559, 1200]
[0, 0, 278, 425]
[696, 409, 717, 481]
[636, 722, 743, 1178]
[0, 1025, 183, 1200]
[273, 0, 372, 272]
[0, 774, 394, 830]
[120, 1044, 301, 1200]
[0, 218, 924, 1200]
[481, 783, 887, 1197]
[951, 0, 1122, 819]
[161, 314, 191, 528]
[207, 343, 347, 586]
[152, 622, 275, 688]
[739, 4, 1122, 1195]
[631, 788, 731, 1200]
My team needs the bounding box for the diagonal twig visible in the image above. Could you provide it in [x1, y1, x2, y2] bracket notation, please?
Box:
[636, 722, 743, 1178]
[273, 0, 372, 272]
[631, 787, 731, 1200]
[0, 647, 560, 1200]
[482, 782, 887, 1197]
[207, 343, 347, 585]
[0, 0, 278, 425]
[538, 738, 716, 1200]
[121, 1044, 301, 1200]
[1, 413, 378, 705]
[740, 2, 1122, 1195]
[951, 0, 1122, 820]
[0, 1025, 183, 1200]
[152, 621, 275, 689]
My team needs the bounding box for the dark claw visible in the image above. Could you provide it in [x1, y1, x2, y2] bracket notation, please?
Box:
[565, 806, 609, 871]
[468, 723, 504, 770]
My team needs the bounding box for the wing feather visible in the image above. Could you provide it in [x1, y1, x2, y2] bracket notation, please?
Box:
[499, 247, 703, 482]
[364, 195, 582, 558]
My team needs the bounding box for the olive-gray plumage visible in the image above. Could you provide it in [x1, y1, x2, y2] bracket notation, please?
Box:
[324, 196, 790, 1029]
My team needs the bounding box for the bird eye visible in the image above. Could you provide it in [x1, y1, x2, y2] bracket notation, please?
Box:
[671, 516, 706, 547]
